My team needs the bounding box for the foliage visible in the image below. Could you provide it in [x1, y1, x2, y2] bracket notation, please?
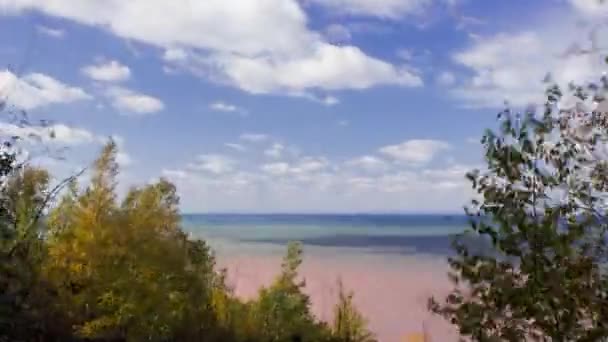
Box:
[0, 141, 369, 342]
[331, 279, 376, 342]
[44, 141, 220, 340]
[249, 241, 332, 341]
[430, 78, 608, 340]
[0, 145, 69, 341]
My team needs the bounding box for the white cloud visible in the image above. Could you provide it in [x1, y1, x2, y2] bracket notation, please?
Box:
[292, 156, 328, 173]
[209, 101, 247, 115]
[337, 119, 350, 127]
[264, 143, 285, 159]
[225, 143, 246, 152]
[82, 60, 131, 82]
[0, 70, 91, 110]
[163, 48, 188, 62]
[452, 32, 547, 108]
[37, 25, 64, 38]
[569, 0, 608, 16]
[0, 122, 98, 145]
[322, 95, 340, 106]
[307, 0, 432, 19]
[260, 156, 328, 177]
[379, 139, 450, 164]
[288, 92, 341, 106]
[451, 7, 606, 109]
[116, 151, 132, 166]
[106, 87, 164, 114]
[347, 155, 388, 172]
[212, 44, 422, 94]
[210, 101, 237, 112]
[436, 71, 455, 86]
[0, 0, 312, 56]
[239, 133, 269, 143]
[161, 169, 189, 180]
[261, 162, 291, 176]
[188, 154, 236, 175]
[0, 0, 422, 96]
[163, 150, 476, 212]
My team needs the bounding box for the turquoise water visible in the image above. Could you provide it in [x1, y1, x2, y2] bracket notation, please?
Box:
[182, 214, 469, 257]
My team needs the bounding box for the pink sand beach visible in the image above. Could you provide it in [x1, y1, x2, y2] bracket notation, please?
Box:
[218, 251, 460, 342]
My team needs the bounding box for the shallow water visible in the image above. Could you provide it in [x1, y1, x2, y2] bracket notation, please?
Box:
[183, 214, 466, 256]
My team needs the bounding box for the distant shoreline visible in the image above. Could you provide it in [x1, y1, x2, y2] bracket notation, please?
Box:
[181, 212, 467, 217]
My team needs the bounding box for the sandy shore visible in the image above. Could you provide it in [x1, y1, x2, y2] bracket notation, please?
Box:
[217, 250, 459, 342]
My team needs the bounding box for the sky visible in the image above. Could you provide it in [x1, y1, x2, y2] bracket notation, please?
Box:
[0, 0, 606, 213]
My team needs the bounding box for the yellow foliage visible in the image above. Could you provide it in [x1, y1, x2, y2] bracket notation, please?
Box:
[43, 142, 218, 340]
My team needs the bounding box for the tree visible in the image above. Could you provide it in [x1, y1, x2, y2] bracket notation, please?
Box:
[250, 241, 332, 342]
[0, 150, 75, 341]
[330, 279, 376, 342]
[429, 78, 608, 340]
[44, 142, 223, 341]
[0, 91, 90, 341]
[0, 139, 373, 341]
[0, 164, 54, 341]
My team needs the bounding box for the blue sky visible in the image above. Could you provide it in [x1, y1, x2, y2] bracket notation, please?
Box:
[0, 0, 605, 213]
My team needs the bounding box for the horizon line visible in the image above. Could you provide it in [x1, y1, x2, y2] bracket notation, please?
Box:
[180, 211, 467, 216]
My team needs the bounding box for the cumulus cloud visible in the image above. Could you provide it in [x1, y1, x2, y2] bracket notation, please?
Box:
[0, 70, 91, 110]
[166, 143, 467, 210]
[212, 44, 422, 94]
[82, 60, 131, 82]
[0, 0, 422, 97]
[106, 87, 164, 114]
[451, 32, 548, 108]
[162, 148, 476, 212]
[379, 139, 450, 164]
[451, 4, 607, 109]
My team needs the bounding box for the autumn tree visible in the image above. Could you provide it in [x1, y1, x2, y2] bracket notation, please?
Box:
[0, 140, 373, 342]
[44, 141, 223, 340]
[430, 78, 608, 340]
